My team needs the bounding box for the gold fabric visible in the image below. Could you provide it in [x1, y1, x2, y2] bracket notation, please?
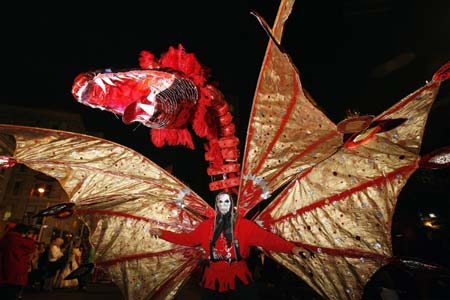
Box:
[239, 0, 343, 214]
[246, 1, 443, 299]
[0, 125, 212, 300]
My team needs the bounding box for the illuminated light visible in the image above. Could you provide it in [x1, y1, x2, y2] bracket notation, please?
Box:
[423, 221, 433, 227]
[428, 213, 436, 218]
[423, 220, 441, 229]
[37, 187, 46, 194]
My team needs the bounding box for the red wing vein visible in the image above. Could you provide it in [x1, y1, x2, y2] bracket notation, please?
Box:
[76, 209, 178, 229]
[272, 162, 418, 223]
[25, 159, 178, 193]
[267, 131, 340, 185]
[293, 242, 390, 261]
[96, 247, 201, 268]
[252, 68, 300, 174]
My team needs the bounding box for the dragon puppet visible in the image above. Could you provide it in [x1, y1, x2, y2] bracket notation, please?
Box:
[1, 0, 449, 299]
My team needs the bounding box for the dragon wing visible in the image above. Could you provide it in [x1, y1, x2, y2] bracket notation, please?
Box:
[0, 124, 214, 300]
[255, 76, 443, 300]
[238, 0, 343, 216]
[245, 1, 449, 299]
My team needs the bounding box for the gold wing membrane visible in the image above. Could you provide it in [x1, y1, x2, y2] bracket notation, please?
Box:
[256, 80, 442, 300]
[0, 125, 214, 300]
[238, 0, 343, 215]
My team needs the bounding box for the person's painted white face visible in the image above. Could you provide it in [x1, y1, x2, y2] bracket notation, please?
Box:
[216, 193, 231, 215]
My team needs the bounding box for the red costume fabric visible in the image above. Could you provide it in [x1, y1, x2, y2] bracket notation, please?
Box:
[0, 231, 36, 286]
[161, 217, 295, 292]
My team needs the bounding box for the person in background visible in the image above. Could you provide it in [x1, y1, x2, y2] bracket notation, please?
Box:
[28, 241, 45, 290]
[54, 238, 82, 288]
[36, 242, 50, 291]
[0, 223, 36, 300]
[42, 237, 65, 291]
[16, 227, 39, 298]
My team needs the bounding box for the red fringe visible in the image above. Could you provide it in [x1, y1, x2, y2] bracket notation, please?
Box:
[192, 102, 208, 137]
[138, 45, 241, 195]
[139, 44, 216, 149]
[151, 128, 194, 149]
[159, 44, 207, 87]
[140, 44, 209, 87]
[192, 87, 214, 138]
[175, 128, 195, 149]
[138, 51, 157, 69]
[150, 128, 165, 148]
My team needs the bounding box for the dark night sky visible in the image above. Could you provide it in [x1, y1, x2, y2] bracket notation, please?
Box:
[2, 2, 447, 127]
[2, 1, 449, 145]
[1, 1, 449, 226]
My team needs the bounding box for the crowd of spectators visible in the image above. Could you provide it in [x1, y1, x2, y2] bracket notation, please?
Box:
[0, 222, 93, 300]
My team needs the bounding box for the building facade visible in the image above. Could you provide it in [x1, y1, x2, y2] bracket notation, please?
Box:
[0, 104, 101, 243]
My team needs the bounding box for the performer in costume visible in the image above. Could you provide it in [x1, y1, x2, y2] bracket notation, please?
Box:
[151, 192, 306, 300]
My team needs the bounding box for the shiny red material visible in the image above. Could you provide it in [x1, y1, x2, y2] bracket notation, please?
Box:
[0, 155, 16, 169]
[432, 60, 450, 81]
[209, 177, 240, 191]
